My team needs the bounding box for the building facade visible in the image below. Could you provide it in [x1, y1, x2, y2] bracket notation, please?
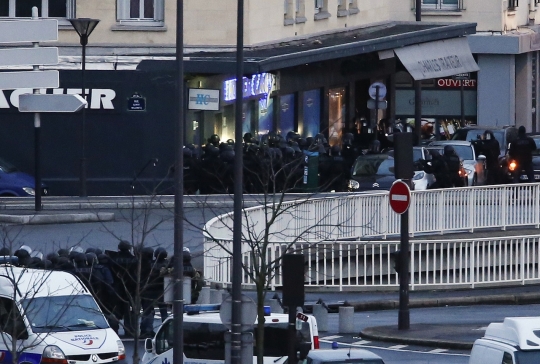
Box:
[0, 1, 488, 195]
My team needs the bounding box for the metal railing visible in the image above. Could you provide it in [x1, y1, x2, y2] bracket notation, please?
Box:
[204, 235, 540, 290]
[203, 183, 540, 289]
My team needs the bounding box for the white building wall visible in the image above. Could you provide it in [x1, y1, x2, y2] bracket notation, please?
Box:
[477, 54, 515, 127]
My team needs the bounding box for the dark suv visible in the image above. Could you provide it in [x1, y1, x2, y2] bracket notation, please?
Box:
[452, 126, 518, 157]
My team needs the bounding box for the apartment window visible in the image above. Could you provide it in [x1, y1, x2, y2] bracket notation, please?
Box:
[421, 0, 461, 10]
[314, 0, 330, 20]
[117, 0, 164, 26]
[337, 0, 348, 17]
[296, 0, 306, 23]
[0, 0, 75, 20]
[508, 0, 518, 9]
[284, 0, 294, 25]
[349, 0, 359, 14]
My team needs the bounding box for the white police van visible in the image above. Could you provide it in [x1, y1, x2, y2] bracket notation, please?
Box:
[469, 317, 540, 364]
[142, 305, 319, 364]
[0, 266, 125, 364]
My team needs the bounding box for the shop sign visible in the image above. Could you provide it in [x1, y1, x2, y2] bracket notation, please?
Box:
[127, 93, 146, 111]
[396, 89, 477, 116]
[223, 73, 276, 102]
[437, 78, 477, 88]
[0, 88, 116, 110]
[188, 88, 220, 111]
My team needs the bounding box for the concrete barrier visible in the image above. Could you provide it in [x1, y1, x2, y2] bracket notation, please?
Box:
[312, 304, 328, 332]
[210, 288, 222, 304]
[198, 286, 210, 304]
[338, 306, 355, 334]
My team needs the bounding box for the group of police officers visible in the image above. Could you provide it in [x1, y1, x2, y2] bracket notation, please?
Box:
[7, 242, 198, 339]
[185, 124, 538, 192]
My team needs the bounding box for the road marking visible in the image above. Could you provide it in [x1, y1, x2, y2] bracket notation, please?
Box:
[391, 194, 408, 201]
[428, 349, 448, 353]
[388, 344, 408, 349]
[351, 340, 371, 345]
[320, 335, 343, 340]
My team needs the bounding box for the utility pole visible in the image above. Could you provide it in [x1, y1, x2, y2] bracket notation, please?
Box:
[414, 0, 422, 146]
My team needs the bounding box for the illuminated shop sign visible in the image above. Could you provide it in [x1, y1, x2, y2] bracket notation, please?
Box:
[223, 73, 276, 111]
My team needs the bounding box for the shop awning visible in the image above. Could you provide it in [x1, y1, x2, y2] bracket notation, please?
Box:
[394, 37, 479, 80]
[137, 21, 478, 74]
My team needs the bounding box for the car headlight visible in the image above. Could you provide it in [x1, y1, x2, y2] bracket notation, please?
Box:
[22, 187, 35, 196]
[117, 340, 126, 360]
[413, 172, 425, 181]
[347, 180, 360, 190]
[41, 345, 67, 364]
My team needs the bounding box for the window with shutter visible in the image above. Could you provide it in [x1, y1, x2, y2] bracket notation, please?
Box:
[116, 0, 164, 26]
[0, 0, 75, 24]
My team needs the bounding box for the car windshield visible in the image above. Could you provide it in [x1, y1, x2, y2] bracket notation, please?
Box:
[515, 350, 540, 364]
[452, 129, 505, 152]
[451, 145, 474, 160]
[22, 295, 108, 333]
[533, 138, 540, 155]
[0, 158, 18, 173]
[412, 148, 424, 162]
[351, 155, 394, 177]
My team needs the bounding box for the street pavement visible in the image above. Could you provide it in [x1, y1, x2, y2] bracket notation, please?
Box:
[2, 195, 540, 351]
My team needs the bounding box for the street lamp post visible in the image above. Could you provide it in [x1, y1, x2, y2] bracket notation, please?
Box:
[68, 18, 100, 197]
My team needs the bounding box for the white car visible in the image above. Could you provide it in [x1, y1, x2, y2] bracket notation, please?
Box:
[428, 140, 487, 186]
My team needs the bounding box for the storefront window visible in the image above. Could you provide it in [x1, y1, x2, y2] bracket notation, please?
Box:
[280, 94, 295, 136]
[302, 89, 321, 138]
[258, 97, 274, 138]
[328, 87, 346, 146]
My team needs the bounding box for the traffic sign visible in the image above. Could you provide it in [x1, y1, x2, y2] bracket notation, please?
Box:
[220, 294, 257, 331]
[389, 180, 411, 214]
[0, 47, 58, 67]
[368, 82, 387, 100]
[19, 94, 87, 113]
[0, 70, 59, 90]
[367, 99, 387, 110]
[0, 19, 58, 43]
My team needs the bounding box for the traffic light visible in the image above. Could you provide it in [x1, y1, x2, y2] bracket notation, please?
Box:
[390, 250, 401, 275]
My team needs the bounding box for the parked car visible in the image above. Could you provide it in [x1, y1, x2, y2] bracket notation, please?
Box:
[346, 147, 435, 191]
[303, 348, 385, 364]
[428, 140, 487, 186]
[0, 158, 48, 196]
[452, 125, 518, 158]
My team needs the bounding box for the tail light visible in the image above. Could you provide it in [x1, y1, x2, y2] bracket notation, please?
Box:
[313, 336, 320, 349]
[509, 160, 517, 172]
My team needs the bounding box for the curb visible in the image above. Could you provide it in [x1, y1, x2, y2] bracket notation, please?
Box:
[348, 292, 540, 311]
[359, 326, 474, 350]
[0, 212, 115, 224]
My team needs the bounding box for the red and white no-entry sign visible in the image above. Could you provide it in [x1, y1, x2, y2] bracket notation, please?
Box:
[389, 180, 411, 214]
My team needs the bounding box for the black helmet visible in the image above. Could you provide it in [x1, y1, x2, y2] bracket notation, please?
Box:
[331, 145, 341, 156]
[97, 253, 110, 265]
[86, 252, 98, 266]
[85, 247, 96, 254]
[154, 247, 167, 260]
[343, 133, 354, 145]
[243, 132, 253, 144]
[57, 248, 69, 258]
[94, 248, 103, 256]
[0, 247, 10, 256]
[141, 247, 154, 260]
[183, 147, 192, 158]
[74, 252, 87, 266]
[118, 240, 132, 252]
[443, 145, 455, 156]
[226, 139, 235, 146]
[208, 134, 220, 146]
[519, 125, 526, 135]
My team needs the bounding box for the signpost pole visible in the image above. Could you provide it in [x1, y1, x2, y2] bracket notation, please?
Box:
[460, 79, 465, 126]
[414, 0, 422, 146]
[398, 184, 410, 330]
[374, 85, 380, 142]
[32, 9, 41, 212]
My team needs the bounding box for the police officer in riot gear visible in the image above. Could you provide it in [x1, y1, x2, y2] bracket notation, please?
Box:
[509, 126, 537, 183]
[443, 145, 464, 187]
